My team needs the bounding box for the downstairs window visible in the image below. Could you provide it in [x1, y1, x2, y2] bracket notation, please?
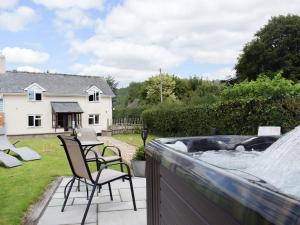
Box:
[28, 115, 42, 127]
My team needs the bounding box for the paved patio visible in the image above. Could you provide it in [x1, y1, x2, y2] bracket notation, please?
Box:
[38, 177, 147, 225]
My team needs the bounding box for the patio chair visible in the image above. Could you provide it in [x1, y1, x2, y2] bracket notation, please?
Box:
[76, 128, 124, 172]
[0, 134, 41, 161]
[58, 135, 137, 225]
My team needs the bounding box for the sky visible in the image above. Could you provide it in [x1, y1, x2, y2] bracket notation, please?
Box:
[0, 0, 299, 87]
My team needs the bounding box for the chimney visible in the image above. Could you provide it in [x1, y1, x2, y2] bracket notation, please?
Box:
[0, 55, 6, 74]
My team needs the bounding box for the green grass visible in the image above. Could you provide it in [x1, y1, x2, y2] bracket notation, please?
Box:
[0, 137, 118, 225]
[113, 133, 159, 147]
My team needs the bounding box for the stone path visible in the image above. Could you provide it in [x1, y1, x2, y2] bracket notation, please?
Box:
[38, 177, 146, 225]
[99, 136, 136, 164]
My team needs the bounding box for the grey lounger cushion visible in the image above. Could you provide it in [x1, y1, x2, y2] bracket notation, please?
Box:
[0, 135, 41, 161]
[0, 152, 22, 168]
[11, 147, 41, 161]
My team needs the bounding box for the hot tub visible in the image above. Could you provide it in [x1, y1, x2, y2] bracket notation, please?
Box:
[145, 135, 300, 225]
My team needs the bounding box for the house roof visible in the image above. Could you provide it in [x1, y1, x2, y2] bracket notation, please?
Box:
[51, 102, 84, 113]
[0, 71, 115, 97]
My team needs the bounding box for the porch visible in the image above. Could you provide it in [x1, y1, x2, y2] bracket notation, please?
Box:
[51, 102, 83, 132]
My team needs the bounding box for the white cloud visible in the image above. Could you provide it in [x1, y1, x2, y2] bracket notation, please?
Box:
[33, 0, 103, 10]
[0, 0, 18, 9]
[72, 63, 156, 86]
[0, 6, 36, 32]
[203, 67, 236, 80]
[55, 8, 94, 29]
[17, 66, 42, 73]
[2, 47, 49, 64]
[68, 0, 300, 84]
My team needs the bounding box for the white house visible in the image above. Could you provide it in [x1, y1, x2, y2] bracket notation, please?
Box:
[0, 57, 114, 135]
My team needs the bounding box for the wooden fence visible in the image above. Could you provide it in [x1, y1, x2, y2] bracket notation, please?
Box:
[111, 117, 142, 134]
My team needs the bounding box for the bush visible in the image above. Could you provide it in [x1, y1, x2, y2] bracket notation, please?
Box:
[221, 73, 300, 101]
[113, 106, 146, 119]
[132, 145, 145, 161]
[142, 97, 300, 136]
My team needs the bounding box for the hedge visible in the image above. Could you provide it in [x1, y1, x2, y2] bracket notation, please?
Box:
[142, 97, 300, 136]
[113, 107, 147, 119]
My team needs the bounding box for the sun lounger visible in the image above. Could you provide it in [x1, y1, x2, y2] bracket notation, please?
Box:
[0, 151, 22, 168]
[0, 135, 41, 161]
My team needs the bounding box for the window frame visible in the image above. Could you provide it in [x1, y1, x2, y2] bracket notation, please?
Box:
[88, 114, 100, 125]
[28, 90, 43, 102]
[28, 115, 42, 128]
[88, 91, 100, 102]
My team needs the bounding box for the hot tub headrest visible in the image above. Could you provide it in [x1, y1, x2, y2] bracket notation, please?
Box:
[186, 139, 229, 152]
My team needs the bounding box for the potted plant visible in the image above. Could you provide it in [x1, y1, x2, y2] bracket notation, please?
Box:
[131, 145, 146, 177]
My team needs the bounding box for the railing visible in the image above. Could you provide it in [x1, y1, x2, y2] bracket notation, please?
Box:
[111, 117, 142, 134]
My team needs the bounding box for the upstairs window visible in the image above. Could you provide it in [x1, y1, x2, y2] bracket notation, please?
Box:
[28, 115, 41, 127]
[88, 91, 100, 102]
[88, 114, 100, 125]
[28, 90, 42, 101]
[87, 86, 102, 102]
[25, 83, 45, 102]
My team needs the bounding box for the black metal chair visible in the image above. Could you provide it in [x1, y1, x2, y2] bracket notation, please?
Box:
[58, 135, 137, 225]
[76, 128, 124, 173]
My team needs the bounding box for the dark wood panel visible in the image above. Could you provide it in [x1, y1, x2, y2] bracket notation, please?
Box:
[159, 165, 241, 225]
[146, 154, 160, 225]
[160, 178, 209, 225]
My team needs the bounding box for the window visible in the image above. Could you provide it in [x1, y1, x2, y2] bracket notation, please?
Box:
[28, 90, 42, 101]
[88, 91, 100, 102]
[28, 115, 41, 127]
[0, 99, 3, 112]
[88, 114, 100, 125]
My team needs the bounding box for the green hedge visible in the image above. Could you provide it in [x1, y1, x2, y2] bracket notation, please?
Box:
[142, 97, 300, 136]
[113, 107, 146, 119]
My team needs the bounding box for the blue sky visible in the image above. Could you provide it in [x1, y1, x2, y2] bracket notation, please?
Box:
[0, 0, 299, 87]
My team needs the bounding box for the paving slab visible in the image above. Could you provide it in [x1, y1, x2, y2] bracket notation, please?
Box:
[98, 200, 146, 212]
[38, 205, 97, 225]
[48, 198, 74, 207]
[102, 178, 146, 190]
[119, 187, 146, 201]
[73, 195, 121, 205]
[37, 177, 146, 225]
[98, 209, 146, 225]
[53, 189, 119, 199]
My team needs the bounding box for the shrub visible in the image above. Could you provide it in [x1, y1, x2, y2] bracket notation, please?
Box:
[132, 145, 145, 161]
[221, 73, 299, 101]
[142, 97, 300, 136]
[113, 106, 146, 119]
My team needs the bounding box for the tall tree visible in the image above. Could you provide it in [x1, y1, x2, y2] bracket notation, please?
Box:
[142, 74, 177, 104]
[235, 14, 300, 82]
[105, 75, 119, 94]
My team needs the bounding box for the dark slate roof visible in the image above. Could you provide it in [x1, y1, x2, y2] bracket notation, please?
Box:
[51, 102, 84, 113]
[0, 71, 115, 97]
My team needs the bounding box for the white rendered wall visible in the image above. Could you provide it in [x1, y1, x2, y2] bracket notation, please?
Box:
[3, 94, 112, 135]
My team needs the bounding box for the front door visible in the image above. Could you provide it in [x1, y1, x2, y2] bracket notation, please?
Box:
[57, 113, 69, 131]
[63, 114, 68, 131]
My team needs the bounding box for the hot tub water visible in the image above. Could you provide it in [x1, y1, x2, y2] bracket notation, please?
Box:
[193, 126, 300, 198]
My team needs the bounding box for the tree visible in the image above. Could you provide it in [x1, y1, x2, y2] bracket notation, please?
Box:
[221, 72, 300, 101]
[142, 74, 177, 104]
[235, 14, 300, 82]
[105, 75, 118, 94]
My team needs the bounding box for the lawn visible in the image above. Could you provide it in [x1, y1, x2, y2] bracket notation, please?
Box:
[0, 136, 118, 225]
[113, 133, 159, 147]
